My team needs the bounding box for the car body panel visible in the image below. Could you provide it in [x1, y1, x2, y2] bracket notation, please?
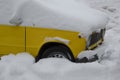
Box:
[0, 24, 86, 59]
[26, 27, 86, 58]
[0, 25, 25, 57]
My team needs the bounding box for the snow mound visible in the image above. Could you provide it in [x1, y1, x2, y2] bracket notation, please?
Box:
[0, 53, 120, 80]
[9, 0, 109, 36]
[84, 0, 120, 30]
[1, 52, 35, 64]
[77, 50, 97, 59]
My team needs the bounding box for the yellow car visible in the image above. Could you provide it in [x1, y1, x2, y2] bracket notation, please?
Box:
[0, 24, 105, 62]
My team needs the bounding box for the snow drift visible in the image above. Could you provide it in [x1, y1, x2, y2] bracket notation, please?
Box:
[0, 0, 120, 80]
[0, 53, 120, 80]
[8, 0, 109, 36]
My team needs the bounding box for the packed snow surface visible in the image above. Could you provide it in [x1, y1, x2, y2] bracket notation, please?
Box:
[0, 0, 120, 80]
[0, 52, 120, 80]
[1, 0, 108, 36]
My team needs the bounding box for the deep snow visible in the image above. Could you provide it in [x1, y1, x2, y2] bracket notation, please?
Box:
[0, 0, 120, 80]
[2, 0, 109, 36]
[0, 52, 120, 80]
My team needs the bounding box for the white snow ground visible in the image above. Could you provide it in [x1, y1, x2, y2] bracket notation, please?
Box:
[0, 0, 120, 80]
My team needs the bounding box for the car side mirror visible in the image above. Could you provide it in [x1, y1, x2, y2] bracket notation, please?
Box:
[9, 17, 23, 26]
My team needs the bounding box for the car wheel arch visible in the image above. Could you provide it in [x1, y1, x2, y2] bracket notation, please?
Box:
[35, 42, 75, 62]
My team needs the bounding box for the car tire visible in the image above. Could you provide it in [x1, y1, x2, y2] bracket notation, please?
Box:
[41, 46, 72, 60]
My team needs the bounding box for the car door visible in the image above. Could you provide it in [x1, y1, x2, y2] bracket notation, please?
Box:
[0, 25, 25, 56]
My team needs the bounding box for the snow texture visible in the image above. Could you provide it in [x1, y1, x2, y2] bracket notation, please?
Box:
[2, 0, 109, 37]
[0, 53, 120, 80]
[0, 0, 120, 80]
[77, 50, 97, 59]
[44, 37, 70, 45]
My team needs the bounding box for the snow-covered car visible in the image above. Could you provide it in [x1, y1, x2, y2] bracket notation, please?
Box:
[0, 0, 109, 62]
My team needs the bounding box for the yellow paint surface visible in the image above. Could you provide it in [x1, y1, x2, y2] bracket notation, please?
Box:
[0, 25, 25, 56]
[0, 24, 86, 58]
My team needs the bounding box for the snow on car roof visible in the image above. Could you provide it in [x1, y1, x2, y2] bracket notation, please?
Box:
[1, 0, 109, 36]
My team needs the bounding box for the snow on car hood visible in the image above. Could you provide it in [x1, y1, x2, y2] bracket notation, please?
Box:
[1, 0, 109, 36]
